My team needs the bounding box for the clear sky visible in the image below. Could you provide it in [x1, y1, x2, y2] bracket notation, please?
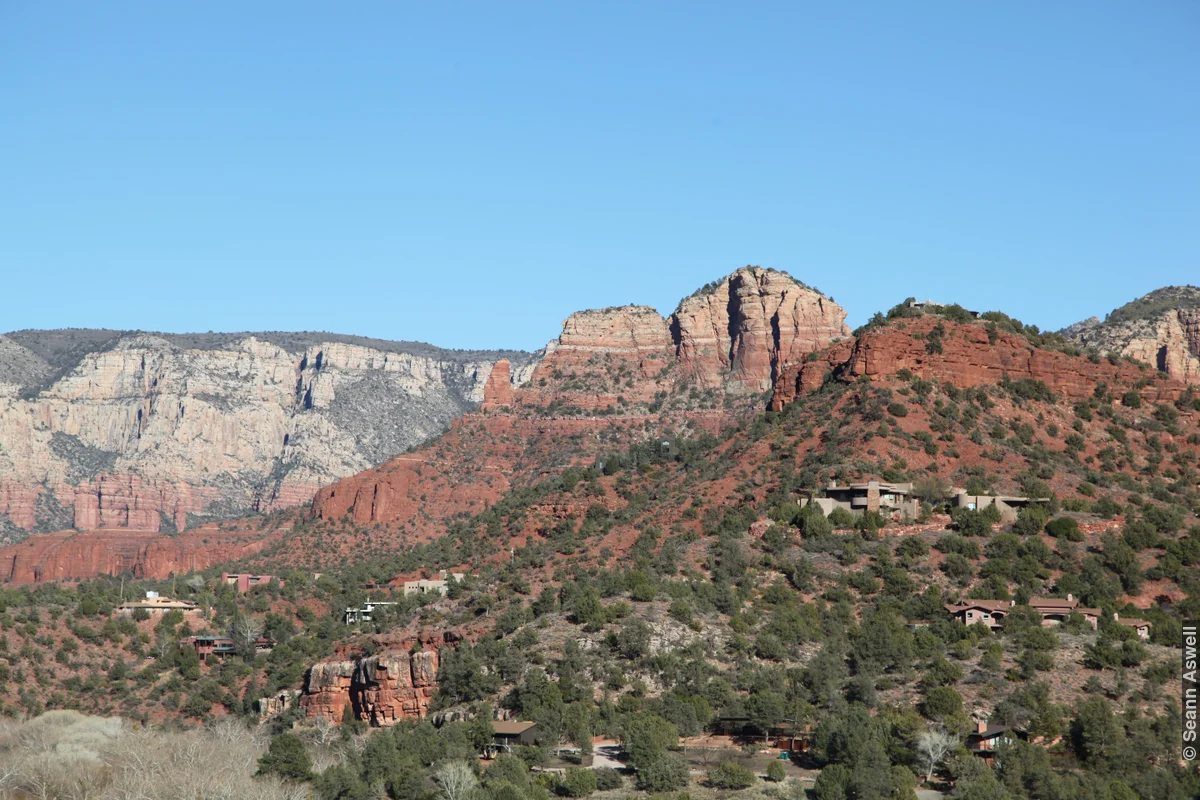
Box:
[2, 2, 1197, 352]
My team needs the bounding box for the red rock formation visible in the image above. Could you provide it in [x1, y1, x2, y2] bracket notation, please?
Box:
[0, 526, 275, 583]
[671, 267, 850, 392]
[0, 482, 39, 532]
[480, 359, 515, 411]
[771, 317, 1189, 410]
[72, 474, 192, 532]
[301, 636, 445, 726]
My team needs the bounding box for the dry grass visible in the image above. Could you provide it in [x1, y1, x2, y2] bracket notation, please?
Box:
[0, 711, 308, 800]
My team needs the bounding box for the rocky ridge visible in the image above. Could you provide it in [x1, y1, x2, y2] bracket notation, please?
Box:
[1063, 286, 1200, 385]
[772, 316, 1190, 410]
[0, 331, 534, 539]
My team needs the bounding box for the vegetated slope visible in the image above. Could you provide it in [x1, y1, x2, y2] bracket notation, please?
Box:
[0, 328, 536, 543]
[0, 306, 1196, 800]
[1063, 285, 1200, 384]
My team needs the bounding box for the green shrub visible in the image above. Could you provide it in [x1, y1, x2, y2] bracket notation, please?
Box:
[593, 767, 623, 791]
[706, 761, 757, 790]
[636, 755, 690, 791]
[560, 767, 598, 797]
[766, 759, 786, 782]
[1045, 517, 1083, 541]
[256, 732, 312, 781]
[888, 402, 909, 418]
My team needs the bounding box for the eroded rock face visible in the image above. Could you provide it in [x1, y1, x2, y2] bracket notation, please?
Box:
[1066, 307, 1200, 385]
[0, 332, 532, 538]
[480, 359, 515, 411]
[301, 647, 441, 726]
[771, 317, 1190, 410]
[0, 526, 273, 583]
[670, 267, 850, 392]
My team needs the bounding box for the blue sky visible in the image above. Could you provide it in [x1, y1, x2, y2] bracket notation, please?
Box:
[2, 2, 1197, 351]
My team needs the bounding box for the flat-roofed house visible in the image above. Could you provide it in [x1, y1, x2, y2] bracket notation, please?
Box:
[116, 593, 199, 617]
[222, 573, 284, 593]
[823, 479, 919, 519]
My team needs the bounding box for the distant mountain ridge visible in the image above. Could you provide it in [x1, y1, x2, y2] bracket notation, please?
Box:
[1062, 286, 1200, 384]
[0, 329, 536, 541]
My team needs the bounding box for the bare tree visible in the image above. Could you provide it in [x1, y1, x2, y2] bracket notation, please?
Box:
[915, 727, 958, 784]
[435, 760, 479, 800]
[229, 614, 265, 658]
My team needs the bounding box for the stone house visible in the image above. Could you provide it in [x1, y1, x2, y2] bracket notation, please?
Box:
[818, 479, 920, 519]
[1029, 595, 1100, 629]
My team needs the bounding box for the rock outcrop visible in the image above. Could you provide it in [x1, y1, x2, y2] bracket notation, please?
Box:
[772, 317, 1190, 410]
[0, 331, 532, 539]
[670, 267, 850, 392]
[1064, 287, 1200, 385]
[0, 525, 275, 583]
[301, 642, 442, 726]
[479, 359, 515, 411]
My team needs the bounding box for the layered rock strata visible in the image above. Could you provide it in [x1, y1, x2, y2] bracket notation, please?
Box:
[1066, 304, 1200, 385]
[671, 267, 851, 392]
[0, 332, 532, 537]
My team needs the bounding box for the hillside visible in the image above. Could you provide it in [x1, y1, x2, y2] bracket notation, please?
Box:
[0, 302, 1193, 799]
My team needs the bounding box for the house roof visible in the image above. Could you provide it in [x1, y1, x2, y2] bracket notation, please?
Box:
[493, 721, 536, 735]
[1116, 617, 1151, 628]
[117, 597, 197, 610]
[946, 600, 1012, 613]
[1029, 597, 1078, 610]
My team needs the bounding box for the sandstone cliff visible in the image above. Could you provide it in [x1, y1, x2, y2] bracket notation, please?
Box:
[301, 638, 443, 726]
[670, 267, 850, 392]
[0, 330, 533, 540]
[1063, 286, 1200, 385]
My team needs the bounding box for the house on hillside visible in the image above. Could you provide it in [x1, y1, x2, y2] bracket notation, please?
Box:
[945, 600, 1013, 629]
[402, 570, 465, 597]
[818, 479, 920, 519]
[485, 721, 538, 756]
[222, 573, 284, 593]
[182, 635, 274, 658]
[116, 592, 199, 617]
[1029, 595, 1100, 629]
[906, 299, 981, 319]
[952, 491, 1048, 523]
[967, 722, 1019, 765]
[344, 599, 399, 625]
[948, 595, 1104, 630]
[1114, 614, 1152, 640]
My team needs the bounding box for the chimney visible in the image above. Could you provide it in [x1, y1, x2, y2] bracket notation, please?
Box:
[1113, 612, 1119, 620]
[1066, 593, 1073, 602]
[977, 721, 988, 734]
